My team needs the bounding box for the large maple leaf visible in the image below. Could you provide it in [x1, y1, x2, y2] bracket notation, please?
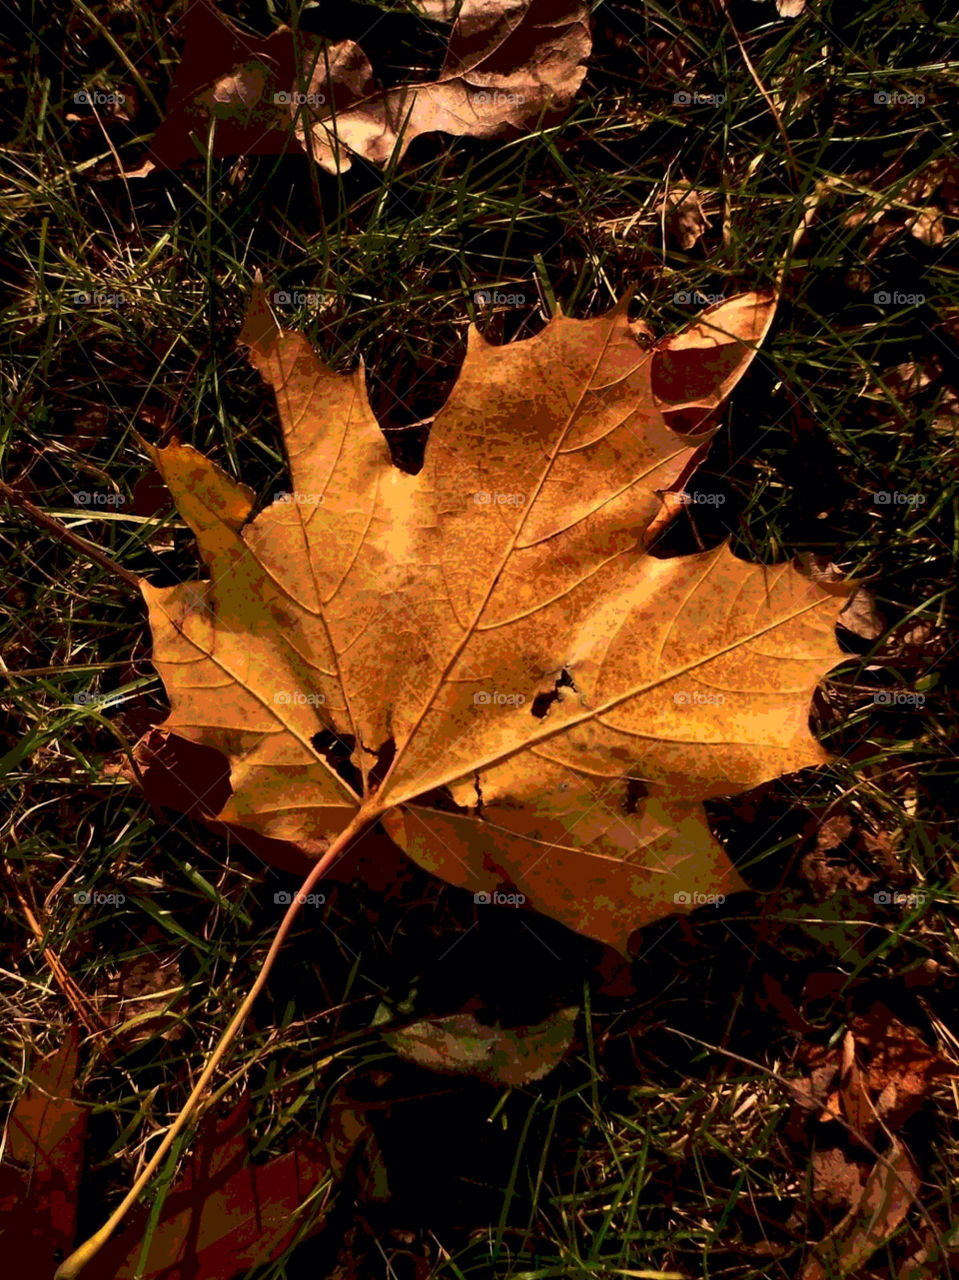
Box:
[141, 286, 848, 952]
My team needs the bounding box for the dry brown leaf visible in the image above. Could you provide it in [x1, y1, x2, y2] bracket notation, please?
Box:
[839, 1030, 877, 1147]
[811, 1145, 868, 1212]
[851, 1004, 959, 1128]
[801, 1138, 921, 1280]
[658, 182, 710, 250]
[131, 0, 590, 176]
[105, 951, 185, 1048]
[137, 283, 850, 953]
[379, 1005, 578, 1084]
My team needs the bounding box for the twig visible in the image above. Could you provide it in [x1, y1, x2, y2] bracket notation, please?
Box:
[716, 0, 800, 187]
[0, 479, 142, 590]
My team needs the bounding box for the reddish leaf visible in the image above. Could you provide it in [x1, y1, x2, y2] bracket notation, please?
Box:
[84, 1099, 337, 1280]
[0, 1027, 86, 1271]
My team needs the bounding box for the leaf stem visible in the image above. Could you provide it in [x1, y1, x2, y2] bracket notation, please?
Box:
[54, 804, 381, 1280]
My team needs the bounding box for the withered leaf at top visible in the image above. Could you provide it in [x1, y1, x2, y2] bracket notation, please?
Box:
[141, 284, 849, 952]
[131, 0, 590, 175]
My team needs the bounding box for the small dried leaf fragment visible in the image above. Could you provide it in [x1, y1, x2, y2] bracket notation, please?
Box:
[139, 284, 849, 952]
[658, 182, 709, 249]
[379, 1006, 578, 1084]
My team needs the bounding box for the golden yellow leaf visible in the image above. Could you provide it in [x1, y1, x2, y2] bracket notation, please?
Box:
[141, 284, 849, 952]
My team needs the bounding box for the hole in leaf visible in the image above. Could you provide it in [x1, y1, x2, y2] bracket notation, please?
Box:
[310, 730, 363, 792]
[622, 778, 649, 815]
[530, 668, 576, 720]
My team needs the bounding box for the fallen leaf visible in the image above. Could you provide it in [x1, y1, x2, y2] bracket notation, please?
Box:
[137, 283, 850, 953]
[104, 950, 185, 1048]
[658, 182, 709, 250]
[851, 1004, 959, 1128]
[801, 1138, 921, 1280]
[0, 1027, 86, 1272]
[132, 0, 590, 176]
[377, 1005, 578, 1084]
[839, 1030, 877, 1147]
[800, 813, 878, 902]
[811, 1145, 868, 1211]
[907, 206, 945, 247]
[83, 1098, 339, 1280]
